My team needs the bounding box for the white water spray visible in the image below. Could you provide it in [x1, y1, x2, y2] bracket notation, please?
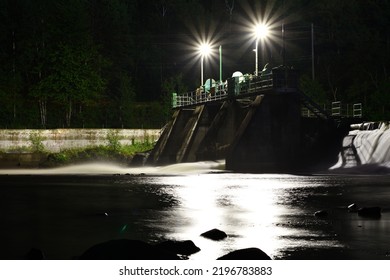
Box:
[0, 160, 226, 175]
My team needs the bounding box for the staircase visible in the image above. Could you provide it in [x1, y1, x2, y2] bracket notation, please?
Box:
[300, 91, 331, 120]
[341, 134, 361, 167]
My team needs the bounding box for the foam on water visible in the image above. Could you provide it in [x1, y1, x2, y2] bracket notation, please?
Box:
[0, 160, 226, 175]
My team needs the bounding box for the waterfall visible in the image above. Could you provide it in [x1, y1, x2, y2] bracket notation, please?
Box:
[331, 122, 390, 170]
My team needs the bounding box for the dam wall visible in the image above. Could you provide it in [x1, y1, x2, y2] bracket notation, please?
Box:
[0, 129, 161, 153]
[226, 93, 301, 172]
[147, 68, 350, 173]
[148, 92, 345, 173]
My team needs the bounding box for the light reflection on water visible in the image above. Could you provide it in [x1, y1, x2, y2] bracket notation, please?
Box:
[1, 168, 390, 260]
[144, 173, 344, 260]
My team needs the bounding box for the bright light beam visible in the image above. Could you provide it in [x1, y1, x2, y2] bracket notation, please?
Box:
[199, 42, 212, 87]
[237, 1, 288, 75]
[254, 23, 269, 40]
[199, 43, 212, 57]
[254, 23, 269, 76]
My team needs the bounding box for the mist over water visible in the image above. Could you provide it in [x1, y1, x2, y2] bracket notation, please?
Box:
[0, 160, 226, 175]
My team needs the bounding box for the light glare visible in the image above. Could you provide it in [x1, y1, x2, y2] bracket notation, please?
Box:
[199, 43, 212, 57]
[254, 23, 269, 39]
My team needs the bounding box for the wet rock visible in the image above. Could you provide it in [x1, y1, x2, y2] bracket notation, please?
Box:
[79, 239, 180, 260]
[217, 248, 271, 260]
[131, 152, 149, 166]
[93, 212, 109, 217]
[348, 203, 358, 212]
[155, 240, 200, 255]
[314, 210, 328, 218]
[24, 248, 45, 260]
[200, 228, 227, 241]
[357, 207, 381, 218]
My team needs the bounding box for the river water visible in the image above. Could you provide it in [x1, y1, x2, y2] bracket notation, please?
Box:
[1, 161, 390, 260]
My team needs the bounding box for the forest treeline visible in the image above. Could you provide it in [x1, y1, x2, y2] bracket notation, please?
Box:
[1, 0, 390, 128]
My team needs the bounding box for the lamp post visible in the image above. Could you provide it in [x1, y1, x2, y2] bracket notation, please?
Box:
[199, 43, 211, 87]
[254, 23, 269, 76]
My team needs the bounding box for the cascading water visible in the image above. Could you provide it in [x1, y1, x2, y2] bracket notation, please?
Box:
[331, 122, 390, 171]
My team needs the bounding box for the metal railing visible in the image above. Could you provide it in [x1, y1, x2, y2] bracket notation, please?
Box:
[302, 101, 363, 119]
[236, 75, 273, 96]
[171, 71, 363, 120]
[353, 103, 362, 118]
[331, 101, 342, 116]
[172, 75, 273, 108]
[172, 83, 228, 108]
[301, 104, 328, 118]
[331, 101, 363, 118]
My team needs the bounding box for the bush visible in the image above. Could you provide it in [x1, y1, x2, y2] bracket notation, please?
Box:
[43, 142, 154, 167]
[106, 130, 121, 152]
[29, 132, 46, 153]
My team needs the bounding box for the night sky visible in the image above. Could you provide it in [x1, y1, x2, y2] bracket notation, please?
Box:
[1, 0, 389, 128]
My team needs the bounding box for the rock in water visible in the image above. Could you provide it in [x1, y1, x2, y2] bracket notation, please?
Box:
[217, 248, 271, 260]
[348, 203, 358, 212]
[131, 152, 149, 166]
[314, 210, 328, 218]
[357, 207, 381, 218]
[79, 239, 180, 260]
[155, 240, 200, 255]
[200, 229, 227, 240]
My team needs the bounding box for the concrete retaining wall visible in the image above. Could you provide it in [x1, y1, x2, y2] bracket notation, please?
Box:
[0, 129, 161, 153]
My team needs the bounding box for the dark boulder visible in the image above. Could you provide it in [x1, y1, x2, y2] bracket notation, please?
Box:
[131, 152, 149, 166]
[200, 229, 227, 241]
[357, 207, 381, 218]
[155, 240, 200, 255]
[217, 247, 271, 260]
[314, 210, 328, 218]
[348, 203, 358, 212]
[79, 239, 180, 260]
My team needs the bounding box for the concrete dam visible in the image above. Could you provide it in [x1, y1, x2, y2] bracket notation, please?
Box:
[147, 68, 359, 173]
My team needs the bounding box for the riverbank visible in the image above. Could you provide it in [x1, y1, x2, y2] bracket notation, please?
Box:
[0, 128, 159, 168]
[0, 129, 160, 153]
[0, 142, 154, 169]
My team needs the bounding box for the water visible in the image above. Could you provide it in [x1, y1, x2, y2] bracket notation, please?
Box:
[332, 124, 390, 169]
[1, 161, 390, 260]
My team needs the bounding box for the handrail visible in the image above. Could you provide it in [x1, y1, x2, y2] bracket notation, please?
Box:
[172, 75, 273, 108]
[353, 103, 362, 118]
[171, 72, 362, 119]
[300, 91, 331, 119]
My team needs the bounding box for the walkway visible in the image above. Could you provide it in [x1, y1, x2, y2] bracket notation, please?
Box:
[172, 70, 363, 120]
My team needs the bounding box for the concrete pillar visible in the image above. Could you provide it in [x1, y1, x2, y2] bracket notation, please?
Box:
[226, 92, 301, 173]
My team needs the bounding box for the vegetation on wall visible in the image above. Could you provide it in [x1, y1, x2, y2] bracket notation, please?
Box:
[0, 128, 156, 167]
[44, 141, 154, 167]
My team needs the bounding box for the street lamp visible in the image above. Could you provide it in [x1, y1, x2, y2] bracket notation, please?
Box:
[253, 23, 269, 76]
[199, 43, 211, 87]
